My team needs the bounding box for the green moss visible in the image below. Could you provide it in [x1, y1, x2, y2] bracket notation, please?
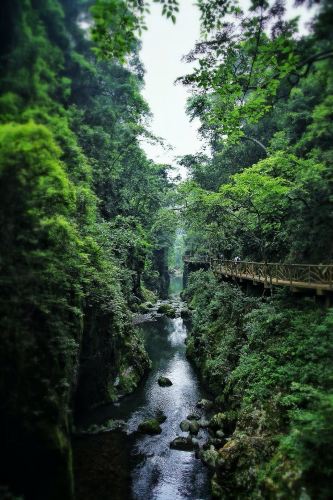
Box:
[138, 419, 162, 435]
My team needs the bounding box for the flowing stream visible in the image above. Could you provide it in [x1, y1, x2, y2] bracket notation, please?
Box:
[74, 276, 211, 500]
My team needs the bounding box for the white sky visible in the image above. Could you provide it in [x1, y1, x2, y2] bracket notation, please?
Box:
[139, 1, 316, 171]
[140, 1, 202, 170]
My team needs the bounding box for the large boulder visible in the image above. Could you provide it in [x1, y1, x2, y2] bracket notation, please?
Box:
[158, 376, 173, 387]
[155, 410, 167, 424]
[180, 420, 190, 432]
[170, 436, 198, 451]
[157, 303, 176, 318]
[138, 419, 162, 435]
[187, 413, 201, 421]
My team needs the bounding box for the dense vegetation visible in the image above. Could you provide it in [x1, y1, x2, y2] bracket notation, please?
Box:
[0, 1, 176, 498]
[0, 0, 332, 498]
[179, 0, 333, 497]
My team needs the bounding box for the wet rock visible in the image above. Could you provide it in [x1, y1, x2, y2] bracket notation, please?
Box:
[189, 420, 200, 435]
[157, 303, 176, 318]
[137, 419, 162, 435]
[158, 376, 172, 387]
[170, 436, 198, 451]
[155, 410, 167, 424]
[196, 399, 214, 410]
[77, 419, 126, 435]
[180, 420, 190, 432]
[187, 413, 201, 421]
[138, 303, 151, 313]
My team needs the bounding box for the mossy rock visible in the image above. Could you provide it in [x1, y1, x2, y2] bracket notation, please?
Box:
[170, 436, 198, 451]
[158, 376, 172, 387]
[138, 419, 162, 435]
[209, 412, 227, 430]
[199, 446, 220, 468]
[180, 420, 190, 432]
[189, 420, 200, 435]
[155, 410, 167, 424]
[157, 303, 176, 317]
[138, 303, 151, 313]
[187, 413, 201, 421]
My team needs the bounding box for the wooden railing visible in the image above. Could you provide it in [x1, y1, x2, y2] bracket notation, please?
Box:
[183, 256, 333, 291]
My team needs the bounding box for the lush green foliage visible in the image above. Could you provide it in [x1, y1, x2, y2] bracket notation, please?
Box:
[180, 3, 333, 498]
[0, 0, 176, 498]
[185, 271, 333, 498]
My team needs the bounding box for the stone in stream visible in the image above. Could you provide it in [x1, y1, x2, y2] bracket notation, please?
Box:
[158, 376, 173, 387]
[155, 410, 167, 424]
[157, 303, 176, 318]
[189, 420, 200, 435]
[170, 436, 199, 452]
[137, 419, 162, 435]
[180, 420, 190, 432]
[187, 413, 201, 421]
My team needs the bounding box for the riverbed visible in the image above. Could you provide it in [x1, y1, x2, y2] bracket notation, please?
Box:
[74, 278, 211, 500]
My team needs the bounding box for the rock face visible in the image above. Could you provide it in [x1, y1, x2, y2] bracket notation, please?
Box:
[138, 419, 162, 435]
[158, 376, 173, 387]
[170, 437, 198, 451]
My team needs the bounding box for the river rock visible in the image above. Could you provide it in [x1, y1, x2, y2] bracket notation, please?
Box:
[196, 399, 214, 410]
[170, 436, 198, 451]
[138, 419, 162, 435]
[157, 303, 176, 318]
[187, 413, 201, 421]
[155, 410, 167, 423]
[180, 420, 190, 432]
[189, 420, 200, 435]
[158, 376, 173, 387]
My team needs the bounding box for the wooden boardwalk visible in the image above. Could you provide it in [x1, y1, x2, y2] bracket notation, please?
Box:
[183, 256, 333, 293]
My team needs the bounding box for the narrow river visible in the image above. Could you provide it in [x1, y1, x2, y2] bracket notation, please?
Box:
[74, 276, 211, 500]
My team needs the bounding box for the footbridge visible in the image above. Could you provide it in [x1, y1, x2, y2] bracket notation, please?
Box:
[183, 255, 333, 294]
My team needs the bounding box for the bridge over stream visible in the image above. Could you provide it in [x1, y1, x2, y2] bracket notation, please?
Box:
[183, 255, 333, 297]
